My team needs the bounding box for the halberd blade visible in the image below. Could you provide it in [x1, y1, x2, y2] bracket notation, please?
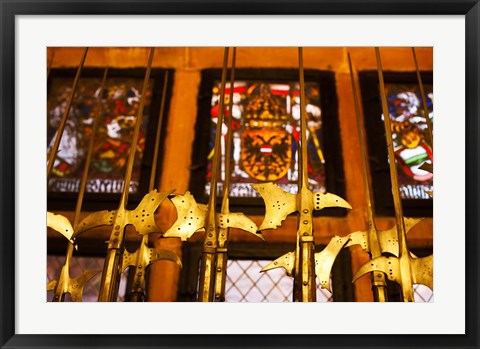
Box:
[404, 217, 425, 232]
[345, 230, 369, 251]
[74, 210, 116, 237]
[152, 249, 182, 267]
[126, 189, 174, 236]
[47, 212, 75, 243]
[47, 279, 57, 291]
[261, 251, 295, 276]
[313, 192, 352, 210]
[217, 212, 264, 240]
[69, 270, 102, 302]
[162, 191, 207, 241]
[377, 225, 399, 256]
[352, 256, 400, 284]
[411, 255, 433, 290]
[251, 183, 297, 230]
[315, 234, 350, 292]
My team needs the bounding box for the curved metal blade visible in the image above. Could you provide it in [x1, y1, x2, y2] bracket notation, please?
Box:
[261, 251, 295, 276]
[47, 279, 57, 291]
[346, 226, 400, 256]
[377, 218, 424, 257]
[315, 234, 350, 292]
[122, 249, 136, 271]
[217, 212, 264, 240]
[352, 255, 400, 284]
[404, 217, 426, 232]
[377, 225, 400, 256]
[345, 230, 368, 251]
[313, 192, 352, 210]
[162, 192, 207, 241]
[74, 209, 116, 237]
[251, 182, 297, 230]
[69, 270, 102, 302]
[47, 212, 75, 243]
[152, 248, 182, 268]
[126, 189, 174, 236]
[411, 254, 433, 290]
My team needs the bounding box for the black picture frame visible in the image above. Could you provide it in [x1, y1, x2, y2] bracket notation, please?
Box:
[1, 2, 478, 349]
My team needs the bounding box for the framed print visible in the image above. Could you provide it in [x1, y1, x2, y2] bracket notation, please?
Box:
[1, 2, 479, 349]
[189, 68, 348, 217]
[46, 67, 173, 211]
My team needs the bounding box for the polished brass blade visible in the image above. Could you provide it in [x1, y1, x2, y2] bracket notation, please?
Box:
[217, 212, 264, 240]
[261, 252, 295, 276]
[74, 189, 173, 239]
[47, 279, 57, 291]
[123, 235, 182, 299]
[314, 192, 352, 210]
[74, 210, 116, 237]
[162, 192, 208, 241]
[353, 253, 433, 293]
[125, 189, 174, 236]
[352, 256, 400, 284]
[68, 270, 102, 302]
[411, 255, 433, 290]
[347, 217, 425, 257]
[47, 211, 75, 243]
[346, 230, 369, 251]
[251, 182, 297, 230]
[315, 234, 351, 292]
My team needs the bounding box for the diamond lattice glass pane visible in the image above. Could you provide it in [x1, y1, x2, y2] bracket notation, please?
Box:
[413, 284, 434, 302]
[225, 259, 332, 302]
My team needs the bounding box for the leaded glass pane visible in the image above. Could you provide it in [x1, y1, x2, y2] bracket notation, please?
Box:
[206, 81, 325, 198]
[47, 77, 154, 194]
[385, 84, 433, 200]
[224, 259, 333, 302]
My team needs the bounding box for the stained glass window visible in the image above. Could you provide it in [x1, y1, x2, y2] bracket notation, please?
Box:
[47, 76, 153, 194]
[205, 81, 326, 198]
[358, 71, 433, 217]
[385, 84, 433, 200]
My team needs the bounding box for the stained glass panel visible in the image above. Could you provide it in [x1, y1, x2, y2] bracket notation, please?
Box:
[47, 76, 154, 194]
[205, 81, 326, 198]
[385, 84, 433, 200]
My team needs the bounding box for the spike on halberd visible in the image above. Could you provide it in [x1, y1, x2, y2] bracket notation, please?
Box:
[314, 192, 352, 210]
[260, 252, 295, 276]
